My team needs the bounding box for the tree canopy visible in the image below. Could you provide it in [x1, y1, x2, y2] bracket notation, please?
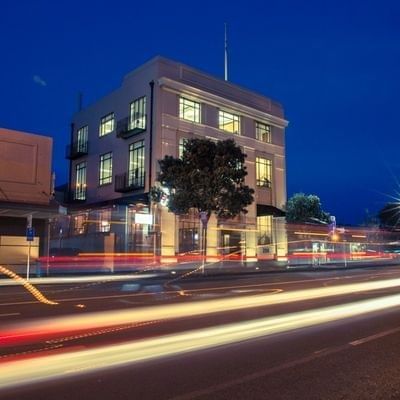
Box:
[285, 193, 330, 224]
[152, 138, 254, 219]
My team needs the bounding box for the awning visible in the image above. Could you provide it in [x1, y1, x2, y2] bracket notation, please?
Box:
[0, 200, 60, 220]
[67, 192, 150, 211]
[257, 204, 285, 217]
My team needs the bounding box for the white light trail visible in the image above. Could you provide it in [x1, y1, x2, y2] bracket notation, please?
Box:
[3, 276, 400, 345]
[0, 274, 157, 287]
[1, 292, 400, 391]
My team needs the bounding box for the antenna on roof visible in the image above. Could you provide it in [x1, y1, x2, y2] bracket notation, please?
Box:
[77, 92, 83, 112]
[224, 23, 228, 81]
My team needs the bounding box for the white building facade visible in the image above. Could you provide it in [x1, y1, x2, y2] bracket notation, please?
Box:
[64, 57, 288, 261]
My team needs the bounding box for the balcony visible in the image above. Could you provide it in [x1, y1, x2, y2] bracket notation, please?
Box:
[66, 141, 88, 159]
[116, 117, 146, 139]
[115, 172, 145, 193]
[64, 188, 87, 204]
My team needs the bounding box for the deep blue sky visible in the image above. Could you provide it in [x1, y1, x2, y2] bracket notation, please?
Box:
[1, 0, 400, 225]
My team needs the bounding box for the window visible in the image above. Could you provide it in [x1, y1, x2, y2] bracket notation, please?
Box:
[178, 210, 200, 254]
[75, 161, 87, 200]
[256, 122, 271, 143]
[256, 157, 272, 187]
[96, 209, 111, 233]
[178, 137, 188, 159]
[99, 112, 114, 136]
[73, 213, 88, 235]
[99, 152, 113, 185]
[77, 125, 88, 152]
[257, 216, 273, 245]
[179, 97, 201, 123]
[130, 97, 146, 130]
[129, 140, 145, 187]
[219, 110, 240, 134]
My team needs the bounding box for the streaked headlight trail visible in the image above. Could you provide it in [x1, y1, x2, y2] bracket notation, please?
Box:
[1, 292, 400, 391]
[3, 276, 400, 346]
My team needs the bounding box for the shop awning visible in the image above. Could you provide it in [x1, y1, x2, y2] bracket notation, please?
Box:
[257, 204, 285, 217]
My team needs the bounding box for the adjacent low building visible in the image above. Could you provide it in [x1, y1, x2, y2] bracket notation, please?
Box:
[0, 127, 57, 270]
[62, 56, 288, 261]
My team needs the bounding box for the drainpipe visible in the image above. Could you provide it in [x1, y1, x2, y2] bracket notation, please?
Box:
[148, 80, 155, 192]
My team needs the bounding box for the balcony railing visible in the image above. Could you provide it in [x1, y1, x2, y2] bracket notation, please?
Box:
[64, 188, 87, 204]
[66, 141, 88, 159]
[115, 172, 145, 193]
[116, 117, 146, 139]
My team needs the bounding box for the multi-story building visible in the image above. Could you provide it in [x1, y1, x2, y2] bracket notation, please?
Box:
[0, 127, 57, 271]
[64, 56, 288, 261]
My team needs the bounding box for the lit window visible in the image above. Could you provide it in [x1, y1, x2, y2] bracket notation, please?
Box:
[96, 209, 111, 233]
[75, 161, 87, 200]
[76, 125, 88, 152]
[178, 137, 188, 159]
[257, 216, 272, 245]
[99, 152, 113, 185]
[130, 97, 146, 130]
[219, 110, 240, 134]
[99, 113, 115, 136]
[129, 140, 145, 188]
[179, 97, 201, 123]
[256, 122, 271, 143]
[256, 157, 272, 187]
[73, 214, 88, 235]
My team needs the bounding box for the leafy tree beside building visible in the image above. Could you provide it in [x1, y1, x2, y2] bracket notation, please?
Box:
[151, 138, 254, 260]
[285, 193, 330, 224]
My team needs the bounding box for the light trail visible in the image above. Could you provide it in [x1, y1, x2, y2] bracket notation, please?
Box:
[0, 273, 157, 287]
[0, 266, 58, 306]
[2, 292, 400, 391]
[4, 276, 400, 346]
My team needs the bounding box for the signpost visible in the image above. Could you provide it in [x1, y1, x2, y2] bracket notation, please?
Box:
[199, 212, 209, 275]
[26, 215, 34, 280]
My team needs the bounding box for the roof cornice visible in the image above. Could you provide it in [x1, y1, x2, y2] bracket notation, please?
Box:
[158, 77, 289, 129]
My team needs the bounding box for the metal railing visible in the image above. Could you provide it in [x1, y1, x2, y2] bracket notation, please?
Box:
[114, 171, 145, 192]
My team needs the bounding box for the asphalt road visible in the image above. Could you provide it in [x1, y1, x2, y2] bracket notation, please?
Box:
[2, 265, 400, 399]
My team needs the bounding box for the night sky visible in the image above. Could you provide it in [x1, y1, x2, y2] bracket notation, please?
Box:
[1, 0, 400, 225]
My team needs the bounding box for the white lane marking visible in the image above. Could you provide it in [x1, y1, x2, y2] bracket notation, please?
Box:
[350, 326, 400, 346]
[171, 344, 351, 400]
[0, 313, 20, 317]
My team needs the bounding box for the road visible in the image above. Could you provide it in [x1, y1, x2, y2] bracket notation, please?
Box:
[2, 265, 400, 399]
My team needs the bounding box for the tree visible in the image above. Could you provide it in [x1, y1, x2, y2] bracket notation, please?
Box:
[285, 193, 330, 224]
[378, 203, 400, 228]
[152, 138, 254, 264]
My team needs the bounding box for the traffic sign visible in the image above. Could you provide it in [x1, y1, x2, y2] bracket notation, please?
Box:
[199, 211, 209, 228]
[26, 227, 35, 242]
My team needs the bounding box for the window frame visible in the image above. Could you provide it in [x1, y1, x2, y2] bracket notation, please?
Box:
[257, 215, 273, 246]
[99, 112, 115, 137]
[128, 140, 145, 188]
[256, 157, 272, 188]
[76, 125, 88, 152]
[99, 152, 113, 186]
[75, 161, 87, 200]
[256, 121, 272, 143]
[129, 97, 146, 131]
[218, 110, 240, 134]
[179, 97, 201, 123]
